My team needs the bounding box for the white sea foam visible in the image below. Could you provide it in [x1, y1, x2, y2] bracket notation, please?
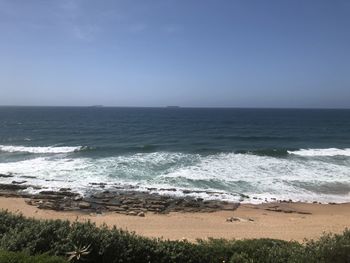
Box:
[288, 148, 350, 157]
[0, 145, 83, 154]
[0, 151, 349, 203]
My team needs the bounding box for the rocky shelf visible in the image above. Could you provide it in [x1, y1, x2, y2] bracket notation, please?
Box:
[0, 183, 240, 216]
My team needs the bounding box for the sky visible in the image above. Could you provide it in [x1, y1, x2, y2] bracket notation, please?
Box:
[0, 0, 349, 108]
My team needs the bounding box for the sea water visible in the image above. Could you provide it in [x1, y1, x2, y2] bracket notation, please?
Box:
[0, 107, 349, 203]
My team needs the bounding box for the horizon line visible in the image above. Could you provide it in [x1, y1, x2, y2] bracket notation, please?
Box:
[0, 105, 349, 110]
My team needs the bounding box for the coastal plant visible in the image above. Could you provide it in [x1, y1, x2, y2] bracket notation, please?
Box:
[0, 211, 349, 263]
[67, 244, 91, 262]
[0, 250, 68, 263]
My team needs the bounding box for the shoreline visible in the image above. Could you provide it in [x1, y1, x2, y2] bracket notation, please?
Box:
[0, 185, 349, 242]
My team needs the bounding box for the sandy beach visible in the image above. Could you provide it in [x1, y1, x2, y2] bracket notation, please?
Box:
[1, 196, 349, 242]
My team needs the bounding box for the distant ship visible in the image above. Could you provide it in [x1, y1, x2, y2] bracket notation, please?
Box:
[89, 105, 104, 108]
[166, 106, 180, 108]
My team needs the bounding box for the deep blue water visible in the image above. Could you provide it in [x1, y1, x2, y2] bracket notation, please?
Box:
[0, 107, 349, 203]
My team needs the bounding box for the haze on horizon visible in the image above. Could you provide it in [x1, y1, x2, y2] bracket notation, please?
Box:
[0, 0, 349, 108]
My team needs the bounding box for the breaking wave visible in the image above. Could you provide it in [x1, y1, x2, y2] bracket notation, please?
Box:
[288, 148, 350, 157]
[0, 151, 349, 203]
[0, 145, 87, 154]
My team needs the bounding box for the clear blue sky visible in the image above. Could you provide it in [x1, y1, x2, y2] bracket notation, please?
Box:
[0, 0, 349, 108]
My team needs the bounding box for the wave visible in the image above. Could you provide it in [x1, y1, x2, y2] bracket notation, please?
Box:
[236, 148, 350, 157]
[288, 148, 350, 157]
[236, 149, 290, 157]
[212, 135, 297, 141]
[0, 145, 87, 154]
[0, 151, 349, 203]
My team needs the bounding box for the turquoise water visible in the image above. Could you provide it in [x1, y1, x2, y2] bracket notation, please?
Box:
[0, 107, 349, 203]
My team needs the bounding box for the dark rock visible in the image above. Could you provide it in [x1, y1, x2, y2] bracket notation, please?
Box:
[38, 201, 62, 211]
[20, 175, 37, 179]
[59, 188, 71, 191]
[0, 183, 27, 190]
[32, 195, 64, 200]
[78, 202, 91, 209]
[106, 206, 125, 212]
[11, 181, 27, 184]
[39, 190, 79, 197]
[0, 173, 13, 178]
[297, 211, 312, 215]
[226, 217, 242, 222]
[122, 199, 139, 205]
[148, 200, 167, 205]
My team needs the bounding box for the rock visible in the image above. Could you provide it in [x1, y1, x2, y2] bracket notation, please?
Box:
[205, 203, 220, 209]
[226, 217, 242, 222]
[78, 202, 91, 209]
[0, 184, 27, 190]
[0, 173, 14, 178]
[39, 190, 79, 197]
[148, 204, 165, 210]
[32, 195, 64, 200]
[127, 211, 137, 216]
[20, 175, 37, 179]
[297, 211, 312, 215]
[38, 201, 62, 211]
[59, 188, 71, 191]
[25, 199, 33, 205]
[11, 181, 27, 184]
[96, 208, 103, 214]
[137, 211, 145, 217]
[122, 199, 139, 205]
[221, 203, 240, 211]
[149, 200, 166, 205]
[184, 201, 200, 208]
[73, 196, 83, 201]
[106, 206, 125, 212]
[159, 188, 177, 192]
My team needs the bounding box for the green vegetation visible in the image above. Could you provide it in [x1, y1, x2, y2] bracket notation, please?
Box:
[0, 210, 349, 263]
[0, 250, 67, 263]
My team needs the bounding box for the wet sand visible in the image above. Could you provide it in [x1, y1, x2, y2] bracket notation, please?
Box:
[1, 197, 349, 242]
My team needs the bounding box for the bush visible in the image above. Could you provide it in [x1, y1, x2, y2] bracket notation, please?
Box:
[0, 210, 349, 263]
[0, 250, 67, 263]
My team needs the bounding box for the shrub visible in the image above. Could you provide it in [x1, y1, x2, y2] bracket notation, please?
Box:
[0, 250, 67, 263]
[0, 210, 349, 263]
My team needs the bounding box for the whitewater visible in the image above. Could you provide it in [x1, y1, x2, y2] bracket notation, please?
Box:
[0, 145, 349, 203]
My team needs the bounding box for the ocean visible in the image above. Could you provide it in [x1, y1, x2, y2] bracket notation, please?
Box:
[0, 107, 349, 203]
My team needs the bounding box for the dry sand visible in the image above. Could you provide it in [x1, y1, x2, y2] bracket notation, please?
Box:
[0, 197, 349, 242]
